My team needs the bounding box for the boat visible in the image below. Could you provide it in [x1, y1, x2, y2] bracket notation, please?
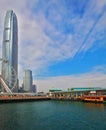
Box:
[83, 95, 104, 103]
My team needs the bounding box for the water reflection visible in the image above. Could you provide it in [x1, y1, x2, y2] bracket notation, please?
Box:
[84, 102, 105, 111]
[0, 101, 106, 130]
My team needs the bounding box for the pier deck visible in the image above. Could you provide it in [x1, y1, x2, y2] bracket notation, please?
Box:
[0, 96, 51, 103]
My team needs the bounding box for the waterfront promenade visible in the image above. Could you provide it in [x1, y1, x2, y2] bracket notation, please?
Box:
[1, 94, 106, 103]
[0, 95, 51, 103]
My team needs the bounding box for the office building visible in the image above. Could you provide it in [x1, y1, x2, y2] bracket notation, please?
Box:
[23, 69, 33, 92]
[32, 84, 37, 93]
[2, 10, 18, 92]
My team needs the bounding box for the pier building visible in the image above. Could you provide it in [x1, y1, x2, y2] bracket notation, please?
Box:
[49, 87, 106, 101]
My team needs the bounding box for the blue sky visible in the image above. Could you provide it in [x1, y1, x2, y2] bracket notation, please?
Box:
[0, 0, 106, 92]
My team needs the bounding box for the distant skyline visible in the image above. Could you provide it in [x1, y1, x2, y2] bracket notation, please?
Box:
[0, 0, 106, 92]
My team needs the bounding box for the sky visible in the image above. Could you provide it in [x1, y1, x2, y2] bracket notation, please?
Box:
[0, 0, 106, 92]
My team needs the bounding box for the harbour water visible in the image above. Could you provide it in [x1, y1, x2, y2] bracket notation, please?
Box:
[0, 101, 106, 130]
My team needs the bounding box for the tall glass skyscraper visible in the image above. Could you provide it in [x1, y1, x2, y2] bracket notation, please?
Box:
[23, 70, 33, 92]
[2, 10, 18, 92]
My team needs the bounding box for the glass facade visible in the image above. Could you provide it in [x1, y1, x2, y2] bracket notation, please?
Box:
[32, 84, 37, 93]
[23, 70, 33, 92]
[2, 10, 18, 92]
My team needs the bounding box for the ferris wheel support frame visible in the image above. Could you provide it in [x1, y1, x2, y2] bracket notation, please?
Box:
[0, 58, 17, 93]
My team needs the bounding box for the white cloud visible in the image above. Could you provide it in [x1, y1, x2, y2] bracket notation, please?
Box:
[0, 0, 106, 82]
[35, 71, 106, 92]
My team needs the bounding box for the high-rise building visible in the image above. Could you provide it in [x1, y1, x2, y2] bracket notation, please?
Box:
[32, 84, 37, 93]
[2, 10, 18, 92]
[23, 70, 33, 92]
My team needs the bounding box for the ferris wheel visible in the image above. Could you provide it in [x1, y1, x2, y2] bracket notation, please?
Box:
[0, 58, 17, 92]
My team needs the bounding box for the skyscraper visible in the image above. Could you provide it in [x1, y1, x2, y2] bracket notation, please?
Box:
[23, 70, 33, 92]
[2, 10, 18, 92]
[32, 84, 37, 93]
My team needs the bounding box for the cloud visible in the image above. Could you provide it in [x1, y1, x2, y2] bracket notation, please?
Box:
[92, 65, 106, 73]
[35, 71, 106, 92]
[0, 0, 106, 80]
